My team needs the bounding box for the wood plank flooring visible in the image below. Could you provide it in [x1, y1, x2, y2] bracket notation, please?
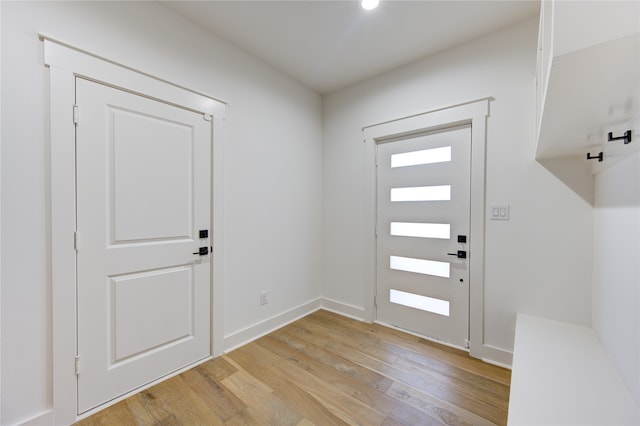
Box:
[75, 310, 511, 425]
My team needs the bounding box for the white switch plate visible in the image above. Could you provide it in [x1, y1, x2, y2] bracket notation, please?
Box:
[490, 204, 510, 220]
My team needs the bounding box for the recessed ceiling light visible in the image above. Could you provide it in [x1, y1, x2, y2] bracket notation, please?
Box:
[361, 0, 379, 10]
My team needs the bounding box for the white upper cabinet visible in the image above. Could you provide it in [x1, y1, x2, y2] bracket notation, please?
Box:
[536, 0, 639, 172]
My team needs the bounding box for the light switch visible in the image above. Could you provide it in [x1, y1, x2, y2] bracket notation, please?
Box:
[490, 204, 510, 220]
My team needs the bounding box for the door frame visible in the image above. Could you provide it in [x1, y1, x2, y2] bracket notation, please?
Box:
[362, 98, 503, 363]
[43, 35, 226, 424]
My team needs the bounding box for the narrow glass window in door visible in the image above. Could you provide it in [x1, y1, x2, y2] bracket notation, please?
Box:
[391, 146, 451, 168]
[390, 185, 451, 202]
[390, 255, 450, 278]
[390, 289, 450, 317]
[390, 222, 450, 239]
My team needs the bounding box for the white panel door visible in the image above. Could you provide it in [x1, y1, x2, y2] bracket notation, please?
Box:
[75, 78, 211, 413]
[376, 125, 471, 348]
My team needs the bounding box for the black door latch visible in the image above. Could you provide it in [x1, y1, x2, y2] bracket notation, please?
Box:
[193, 246, 209, 256]
[447, 250, 467, 259]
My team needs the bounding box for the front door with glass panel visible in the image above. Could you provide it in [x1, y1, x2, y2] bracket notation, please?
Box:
[376, 125, 471, 348]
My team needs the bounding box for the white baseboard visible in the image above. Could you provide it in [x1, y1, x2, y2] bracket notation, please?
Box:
[17, 410, 54, 426]
[477, 344, 513, 368]
[223, 298, 323, 353]
[320, 298, 367, 321]
[222, 298, 370, 354]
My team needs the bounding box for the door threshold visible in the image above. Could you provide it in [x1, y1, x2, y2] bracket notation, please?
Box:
[373, 319, 469, 353]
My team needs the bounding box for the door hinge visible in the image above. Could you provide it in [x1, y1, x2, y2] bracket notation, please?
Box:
[464, 339, 471, 349]
[75, 356, 80, 375]
[73, 105, 79, 126]
[74, 231, 79, 251]
[203, 113, 212, 122]
[374, 295, 377, 308]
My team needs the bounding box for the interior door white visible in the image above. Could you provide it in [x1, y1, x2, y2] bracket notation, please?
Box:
[75, 77, 212, 413]
[376, 125, 471, 348]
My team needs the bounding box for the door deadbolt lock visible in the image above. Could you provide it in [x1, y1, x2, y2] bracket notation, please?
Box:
[447, 250, 467, 259]
[193, 246, 209, 256]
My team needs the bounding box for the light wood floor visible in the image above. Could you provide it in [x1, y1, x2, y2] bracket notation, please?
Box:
[76, 310, 511, 425]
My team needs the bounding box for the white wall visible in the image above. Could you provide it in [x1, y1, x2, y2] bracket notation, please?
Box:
[593, 151, 640, 405]
[2, 1, 619, 424]
[322, 17, 593, 359]
[0, 2, 322, 424]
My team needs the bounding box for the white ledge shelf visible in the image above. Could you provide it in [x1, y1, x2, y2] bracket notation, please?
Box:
[508, 314, 639, 426]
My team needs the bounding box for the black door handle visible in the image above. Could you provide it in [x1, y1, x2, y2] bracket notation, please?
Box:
[447, 250, 466, 259]
[193, 247, 209, 256]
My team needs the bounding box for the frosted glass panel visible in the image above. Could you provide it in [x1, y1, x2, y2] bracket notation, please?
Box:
[390, 255, 450, 278]
[390, 289, 450, 316]
[390, 222, 450, 239]
[391, 146, 451, 168]
[390, 185, 451, 202]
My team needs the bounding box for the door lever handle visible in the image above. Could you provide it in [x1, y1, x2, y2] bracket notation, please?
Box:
[447, 250, 467, 259]
[193, 247, 209, 256]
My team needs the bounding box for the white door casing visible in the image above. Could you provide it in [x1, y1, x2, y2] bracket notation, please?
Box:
[44, 37, 226, 424]
[75, 78, 212, 412]
[376, 125, 471, 348]
[362, 99, 505, 363]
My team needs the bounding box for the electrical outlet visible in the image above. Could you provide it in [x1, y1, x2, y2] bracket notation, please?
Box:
[260, 291, 268, 306]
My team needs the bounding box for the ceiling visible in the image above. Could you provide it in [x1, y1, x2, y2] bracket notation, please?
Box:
[163, 1, 540, 94]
